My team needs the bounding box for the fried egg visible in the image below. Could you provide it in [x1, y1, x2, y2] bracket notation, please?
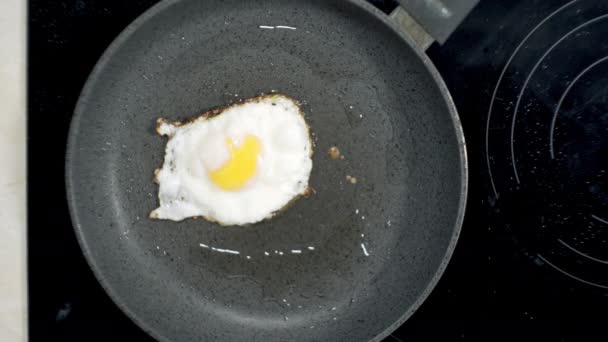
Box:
[150, 94, 313, 226]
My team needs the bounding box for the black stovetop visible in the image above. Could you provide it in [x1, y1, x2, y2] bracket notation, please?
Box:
[28, 0, 608, 340]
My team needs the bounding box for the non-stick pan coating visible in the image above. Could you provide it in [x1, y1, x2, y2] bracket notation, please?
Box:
[66, 0, 467, 341]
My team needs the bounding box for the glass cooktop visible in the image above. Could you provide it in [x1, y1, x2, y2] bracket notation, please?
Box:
[28, 0, 608, 340]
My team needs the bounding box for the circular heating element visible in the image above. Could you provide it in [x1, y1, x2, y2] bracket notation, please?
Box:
[486, 0, 608, 289]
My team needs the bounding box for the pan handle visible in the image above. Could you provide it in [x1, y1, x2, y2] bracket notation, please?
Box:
[389, 0, 478, 50]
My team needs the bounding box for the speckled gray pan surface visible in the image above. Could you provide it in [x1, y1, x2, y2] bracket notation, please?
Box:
[66, 0, 467, 341]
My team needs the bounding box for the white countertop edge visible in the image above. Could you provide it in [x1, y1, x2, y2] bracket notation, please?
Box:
[0, 0, 27, 341]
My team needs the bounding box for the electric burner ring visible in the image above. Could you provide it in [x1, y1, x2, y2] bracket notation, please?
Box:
[485, 0, 608, 289]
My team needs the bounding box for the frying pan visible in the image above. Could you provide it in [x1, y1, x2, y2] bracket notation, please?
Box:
[66, 0, 472, 341]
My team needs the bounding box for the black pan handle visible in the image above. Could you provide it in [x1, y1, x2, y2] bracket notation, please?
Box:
[389, 0, 478, 50]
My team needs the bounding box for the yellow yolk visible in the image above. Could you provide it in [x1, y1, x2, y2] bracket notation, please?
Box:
[209, 135, 261, 190]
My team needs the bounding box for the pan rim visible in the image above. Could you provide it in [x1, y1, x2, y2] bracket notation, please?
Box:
[356, 4, 468, 341]
[354, 2, 468, 342]
[65, 0, 468, 341]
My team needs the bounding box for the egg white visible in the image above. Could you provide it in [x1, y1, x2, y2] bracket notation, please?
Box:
[150, 94, 313, 226]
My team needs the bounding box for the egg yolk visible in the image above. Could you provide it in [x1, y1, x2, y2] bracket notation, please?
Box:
[209, 135, 261, 190]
